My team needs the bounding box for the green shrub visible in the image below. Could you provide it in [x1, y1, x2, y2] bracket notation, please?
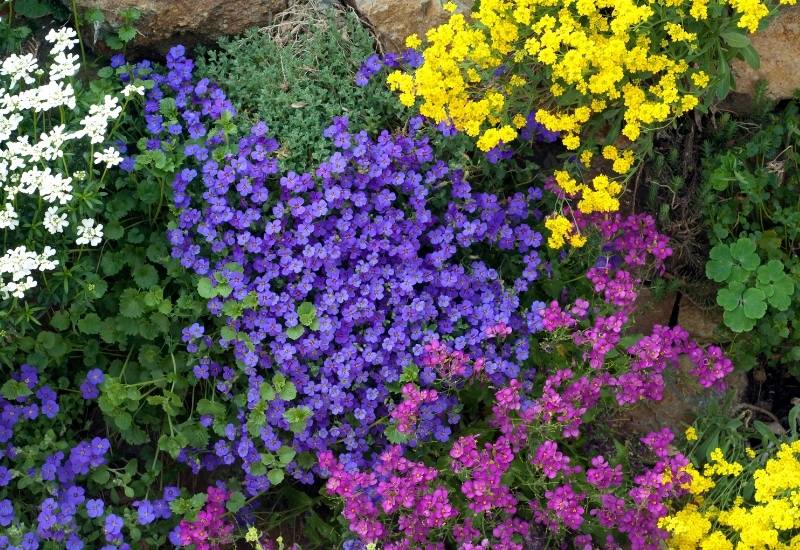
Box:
[698, 98, 800, 374]
[196, 5, 403, 172]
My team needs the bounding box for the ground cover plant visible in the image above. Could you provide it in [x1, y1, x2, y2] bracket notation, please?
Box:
[3, 0, 800, 548]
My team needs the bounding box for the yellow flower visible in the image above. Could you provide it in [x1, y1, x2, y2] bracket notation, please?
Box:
[443, 1, 458, 13]
[405, 34, 422, 49]
[692, 71, 710, 88]
[685, 426, 698, 441]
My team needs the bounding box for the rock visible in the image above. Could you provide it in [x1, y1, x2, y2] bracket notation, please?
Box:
[629, 288, 677, 335]
[733, 6, 800, 100]
[616, 356, 747, 437]
[69, 0, 288, 54]
[677, 299, 722, 344]
[350, 0, 473, 52]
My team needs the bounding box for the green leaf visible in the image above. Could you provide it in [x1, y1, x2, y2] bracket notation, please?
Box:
[706, 244, 733, 282]
[286, 325, 305, 340]
[279, 382, 297, 401]
[721, 31, 751, 49]
[385, 424, 410, 444]
[78, 313, 103, 335]
[723, 307, 756, 332]
[268, 469, 285, 485]
[716, 282, 744, 311]
[117, 25, 137, 43]
[741, 287, 767, 319]
[730, 238, 760, 271]
[278, 446, 297, 465]
[133, 264, 159, 289]
[297, 301, 317, 326]
[220, 326, 236, 341]
[259, 382, 276, 402]
[14, 0, 52, 18]
[739, 45, 761, 70]
[119, 289, 144, 318]
[226, 491, 246, 513]
[197, 278, 216, 299]
[283, 406, 312, 433]
[196, 399, 226, 417]
[1, 380, 33, 400]
[115, 412, 132, 431]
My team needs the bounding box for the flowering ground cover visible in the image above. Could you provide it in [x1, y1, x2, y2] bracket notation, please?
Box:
[2, 0, 800, 549]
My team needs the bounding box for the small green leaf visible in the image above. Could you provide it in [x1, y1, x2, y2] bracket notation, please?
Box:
[196, 399, 226, 418]
[286, 325, 305, 340]
[226, 491, 246, 513]
[115, 412, 132, 431]
[1, 380, 33, 400]
[197, 278, 216, 299]
[268, 469, 285, 485]
[278, 446, 297, 464]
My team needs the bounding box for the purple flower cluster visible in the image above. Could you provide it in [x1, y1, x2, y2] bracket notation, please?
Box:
[0, 365, 143, 550]
[139, 46, 550, 483]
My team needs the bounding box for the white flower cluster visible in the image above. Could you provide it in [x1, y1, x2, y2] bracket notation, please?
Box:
[0, 28, 125, 300]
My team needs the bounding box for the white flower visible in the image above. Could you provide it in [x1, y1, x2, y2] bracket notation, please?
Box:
[49, 51, 80, 82]
[37, 246, 58, 271]
[43, 206, 68, 234]
[94, 146, 123, 167]
[0, 203, 18, 230]
[122, 84, 145, 98]
[75, 218, 103, 246]
[1, 53, 38, 88]
[45, 28, 79, 54]
[2, 276, 38, 299]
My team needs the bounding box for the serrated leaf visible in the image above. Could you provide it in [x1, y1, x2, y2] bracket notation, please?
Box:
[133, 264, 159, 289]
[1, 380, 33, 400]
[14, 0, 52, 18]
[119, 289, 144, 318]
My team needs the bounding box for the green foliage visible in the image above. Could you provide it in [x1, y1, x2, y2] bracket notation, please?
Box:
[196, 7, 403, 172]
[0, 0, 69, 55]
[699, 100, 800, 374]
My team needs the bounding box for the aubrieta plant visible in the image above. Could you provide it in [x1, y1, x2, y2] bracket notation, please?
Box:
[318, 211, 733, 549]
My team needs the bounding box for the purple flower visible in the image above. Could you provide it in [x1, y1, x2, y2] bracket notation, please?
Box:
[86, 499, 104, 519]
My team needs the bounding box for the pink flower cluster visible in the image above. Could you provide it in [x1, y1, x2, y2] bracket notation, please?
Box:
[421, 339, 484, 379]
[176, 486, 233, 550]
[319, 446, 457, 548]
[390, 383, 439, 434]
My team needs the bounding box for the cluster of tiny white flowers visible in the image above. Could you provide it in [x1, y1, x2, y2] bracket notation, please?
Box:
[0, 27, 122, 300]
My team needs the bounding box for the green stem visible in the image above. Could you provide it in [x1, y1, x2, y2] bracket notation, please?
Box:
[71, 0, 88, 66]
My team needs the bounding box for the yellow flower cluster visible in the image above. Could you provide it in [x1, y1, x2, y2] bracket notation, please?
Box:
[661, 441, 800, 549]
[386, 0, 796, 247]
[545, 214, 587, 249]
